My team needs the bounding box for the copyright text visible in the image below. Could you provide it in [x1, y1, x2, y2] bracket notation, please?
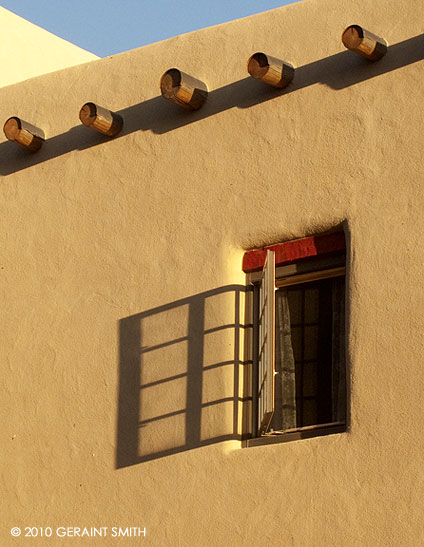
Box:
[11, 526, 146, 538]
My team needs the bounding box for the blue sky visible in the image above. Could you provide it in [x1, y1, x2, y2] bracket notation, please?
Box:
[1, 0, 302, 57]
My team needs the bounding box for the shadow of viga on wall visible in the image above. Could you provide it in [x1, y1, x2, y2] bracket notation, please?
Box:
[116, 285, 253, 468]
[2, 33, 423, 177]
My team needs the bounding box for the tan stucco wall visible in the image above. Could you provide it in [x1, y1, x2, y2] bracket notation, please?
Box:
[0, 7, 98, 88]
[1, 0, 423, 545]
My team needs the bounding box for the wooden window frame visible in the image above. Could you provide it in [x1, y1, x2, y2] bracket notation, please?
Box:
[243, 231, 347, 447]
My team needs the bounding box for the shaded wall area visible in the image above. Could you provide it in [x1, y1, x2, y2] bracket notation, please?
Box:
[116, 285, 251, 467]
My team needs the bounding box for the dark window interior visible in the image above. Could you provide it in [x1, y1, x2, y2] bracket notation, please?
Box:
[269, 275, 345, 432]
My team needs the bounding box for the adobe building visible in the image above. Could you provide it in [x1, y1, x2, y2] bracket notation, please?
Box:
[1, 0, 423, 545]
[0, 7, 98, 87]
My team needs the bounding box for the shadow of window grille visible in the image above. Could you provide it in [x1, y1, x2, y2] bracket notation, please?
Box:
[116, 285, 251, 468]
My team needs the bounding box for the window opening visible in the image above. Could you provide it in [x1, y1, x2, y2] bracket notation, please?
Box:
[243, 232, 347, 442]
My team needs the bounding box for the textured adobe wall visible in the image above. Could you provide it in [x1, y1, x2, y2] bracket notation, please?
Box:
[1, 0, 424, 545]
[0, 7, 98, 88]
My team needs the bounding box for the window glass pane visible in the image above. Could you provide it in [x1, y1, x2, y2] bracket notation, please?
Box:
[303, 362, 317, 397]
[303, 399, 318, 426]
[304, 287, 319, 323]
[290, 325, 302, 362]
[271, 275, 345, 431]
[304, 325, 319, 361]
[287, 289, 302, 324]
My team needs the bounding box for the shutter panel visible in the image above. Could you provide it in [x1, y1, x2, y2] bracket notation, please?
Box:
[258, 249, 276, 435]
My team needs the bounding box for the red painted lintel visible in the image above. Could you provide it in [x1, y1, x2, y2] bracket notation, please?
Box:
[242, 231, 346, 273]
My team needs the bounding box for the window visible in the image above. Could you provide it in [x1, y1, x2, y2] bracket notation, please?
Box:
[243, 231, 347, 445]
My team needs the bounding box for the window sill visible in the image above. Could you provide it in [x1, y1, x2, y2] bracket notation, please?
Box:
[244, 422, 347, 448]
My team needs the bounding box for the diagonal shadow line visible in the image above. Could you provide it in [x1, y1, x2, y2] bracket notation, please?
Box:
[127, 434, 242, 464]
[1, 33, 423, 177]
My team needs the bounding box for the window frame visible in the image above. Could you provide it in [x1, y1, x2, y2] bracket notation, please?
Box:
[243, 231, 348, 447]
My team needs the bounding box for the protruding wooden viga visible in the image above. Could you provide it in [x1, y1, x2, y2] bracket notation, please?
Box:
[79, 103, 123, 137]
[160, 69, 208, 110]
[3, 117, 45, 152]
[342, 25, 387, 61]
[247, 52, 294, 89]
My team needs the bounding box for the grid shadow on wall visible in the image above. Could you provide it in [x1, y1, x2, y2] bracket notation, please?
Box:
[116, 285, 251, 468]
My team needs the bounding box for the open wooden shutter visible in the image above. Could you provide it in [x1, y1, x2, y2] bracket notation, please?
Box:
[258, 249, 276, 435]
